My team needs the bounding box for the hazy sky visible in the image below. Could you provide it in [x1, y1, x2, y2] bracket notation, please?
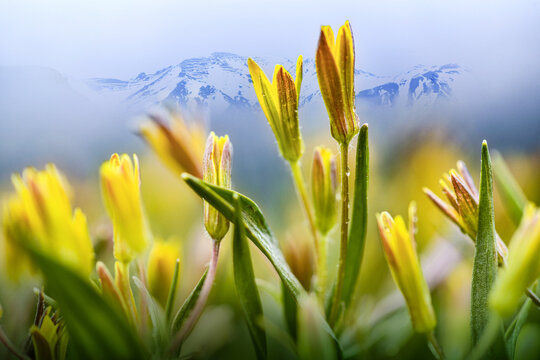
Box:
[1, 0, 539, 79]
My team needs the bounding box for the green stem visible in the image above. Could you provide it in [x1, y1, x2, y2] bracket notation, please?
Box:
[426, 331, 445, 360]
[316, 233, 328, 303]
[289, 161, 320, 266]
[329, 141, 350, 324]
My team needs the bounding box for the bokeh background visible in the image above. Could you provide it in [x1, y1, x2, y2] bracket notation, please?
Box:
[1, 0, 540, 358]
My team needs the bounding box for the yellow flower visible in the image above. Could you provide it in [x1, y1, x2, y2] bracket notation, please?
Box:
[139, 111, 205, 178]
[311, 146, 338, 235]
[316, 21, 359, 145]
[2, 165, 94, 278]
[376, 203, 436, 333]
[100, 153, 149, 263]
[490, 204, 540, 317]
[423, 160, 508, 262]
[147, 239, 181, 307]
[248, 56, 304, 163]
[203, 132, 233, 241]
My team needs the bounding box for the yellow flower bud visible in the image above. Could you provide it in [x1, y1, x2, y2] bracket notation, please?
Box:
[311, 146, 338, 235]
[424, 160, 508, 262]
[147, 239, 181, 307]
[316, 21, 359, 145]
[203, 132, 233, 241]
[247, 56, 304, 162]
[2, 165, 94, 278]
[490, 204, 540, 317]
[138, 111, 205, 178]
[376, 203, 436, 333]
[100, 153, 149, 263]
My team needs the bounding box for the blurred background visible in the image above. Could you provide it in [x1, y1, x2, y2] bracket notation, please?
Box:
[1, 0, 540, 358]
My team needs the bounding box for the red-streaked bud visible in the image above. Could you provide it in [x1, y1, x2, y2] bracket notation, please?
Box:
[316, 21, 359, 145]
[203, 132, 233, 241]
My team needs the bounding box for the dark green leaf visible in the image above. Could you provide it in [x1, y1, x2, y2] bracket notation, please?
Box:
[493, 153, 528, 226]
[282, 282, 298, 341]
[232, 194, 267, 359]
[342, 123, 369, 306]
[471, 141, 498, 347]
[31, 328, 53, 360]
[24, 246, 145, 360]
[171, 268, 208, 333]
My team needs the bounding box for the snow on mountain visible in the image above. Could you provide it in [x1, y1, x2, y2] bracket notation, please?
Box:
[70, 52, 465, 112]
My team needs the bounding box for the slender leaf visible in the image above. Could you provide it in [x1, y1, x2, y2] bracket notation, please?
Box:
[182, 174, 343, 357]
[504, 297, 531, 359]
[342, 123, 369, 306]
[132, 277, 169, 352]
[232, 194, 267, 359]
[171, 268, 208, 333]
[493, 153, 528, 225]
[165, 259, 181, 321]
[23, 245, 145, 360]
[471, 141, 498, 347]
[282, 282, 298, 341]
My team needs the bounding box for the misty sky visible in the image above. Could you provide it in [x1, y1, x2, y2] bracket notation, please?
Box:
[1, 0, 539, 79]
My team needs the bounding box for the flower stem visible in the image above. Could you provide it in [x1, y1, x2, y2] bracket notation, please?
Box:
[289, 161, 320, 266]
[329, 141, 350, 324]
[170, 240, 220, 353]
[426, 331, 445, 360]
[0, 326, 30, 360]
[316, 233, 328, 303]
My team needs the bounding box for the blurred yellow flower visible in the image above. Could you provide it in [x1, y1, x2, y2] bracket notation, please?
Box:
[100, 153, 149, 263]
[316, 20, 359, 145]
[139, 111, 205, 178]
[247, 56, 304, 163]
[312, 146, 338, 235]
[376, 203, 436, 333]
[490, 204, 540, 317]
[2, 165, 94, 278]
[147, 239, 181, 308]
[203, 132, 233, 241]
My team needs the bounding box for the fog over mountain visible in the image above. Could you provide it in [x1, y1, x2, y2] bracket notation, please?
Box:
[1, 52, 539, 180]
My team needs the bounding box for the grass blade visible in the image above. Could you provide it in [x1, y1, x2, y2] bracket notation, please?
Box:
[470, 141, 498, 347]
[171, 268, 208, 333]
[232, 194, 267, 359]
[342, 123, 369, 306]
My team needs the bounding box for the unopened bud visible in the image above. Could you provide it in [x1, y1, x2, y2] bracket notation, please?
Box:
[203, 132, 233, 241]
[311, 147, 338, 235]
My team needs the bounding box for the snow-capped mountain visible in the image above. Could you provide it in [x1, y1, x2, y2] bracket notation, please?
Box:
[71, 52, 465, 112]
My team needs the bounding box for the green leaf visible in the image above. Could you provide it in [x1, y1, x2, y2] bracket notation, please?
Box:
[342, 123, 369, 306]
[182, 174, 343, 357]
[493, 153, 528, 226]
[171, 268, 208, 333]
[31, 327, 53, 360]
[232, 194, 267, 359]
[23, 245, 145, 360]
[471, 141, 498, 347]
[165, 259, 180, 321]
[132, 277, 169, 353]
[282, 282, 298, 341]
[505, 296, 531, 359]
[182, 173, 304, 299]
